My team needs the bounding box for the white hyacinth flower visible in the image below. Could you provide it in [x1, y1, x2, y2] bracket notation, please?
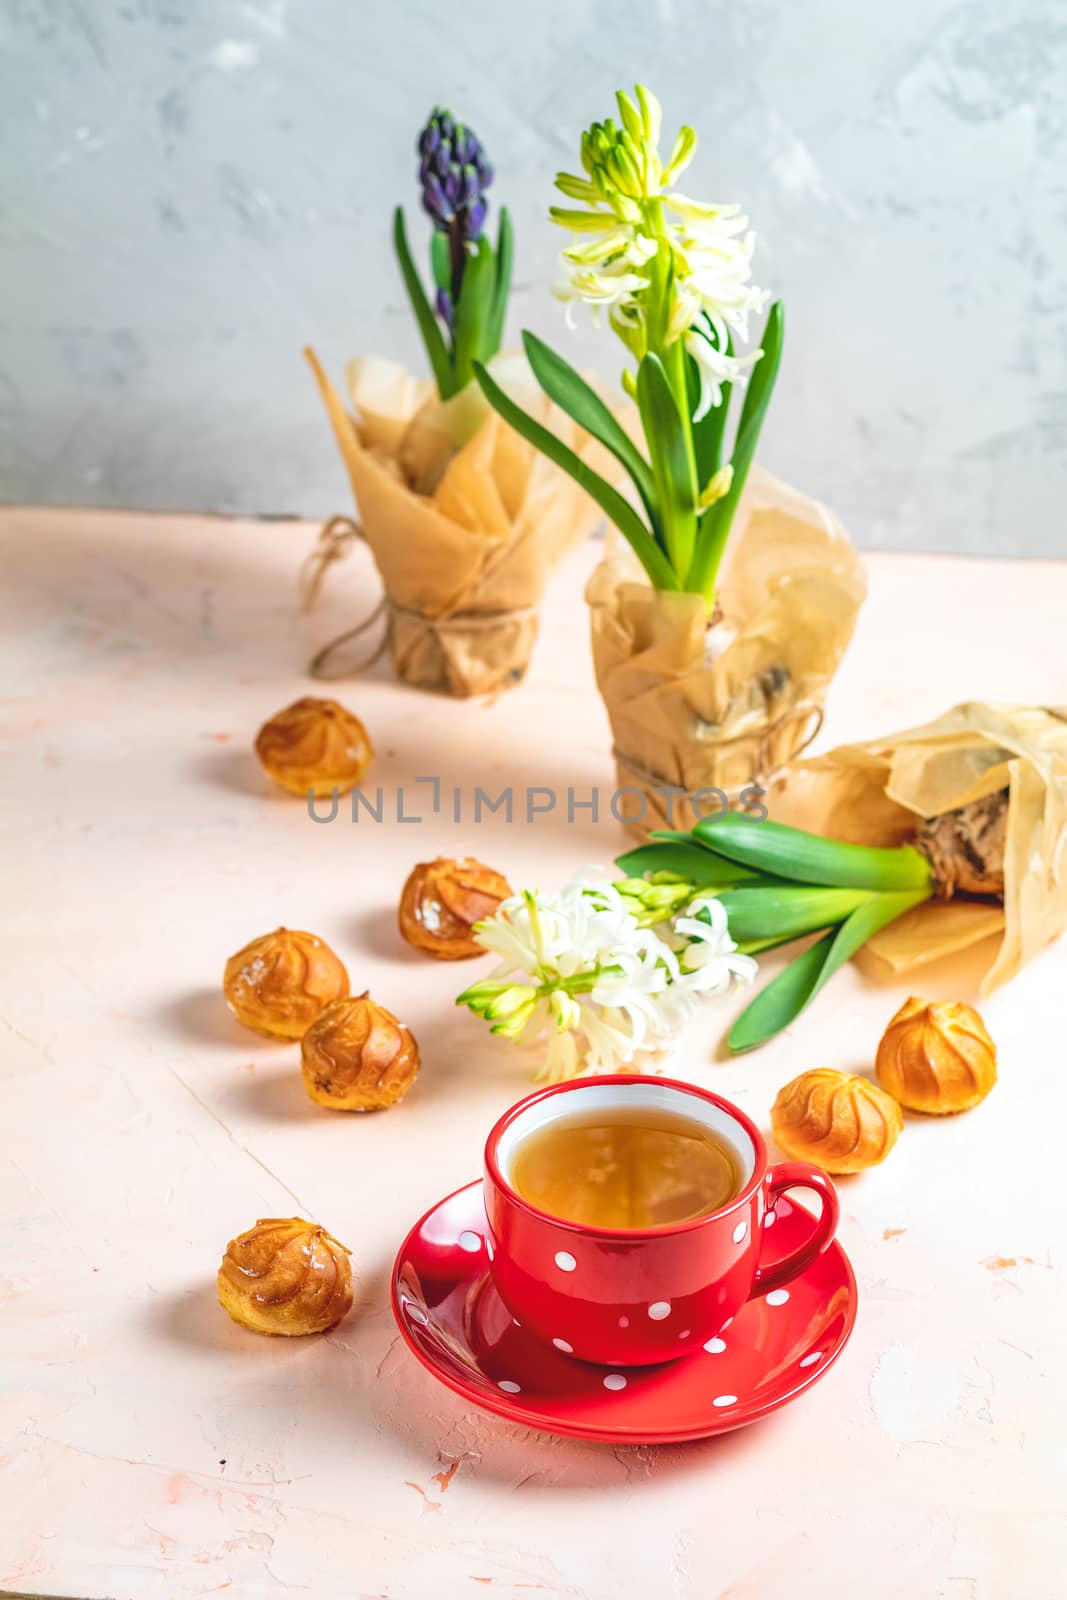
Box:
[457, 873, 756, 1081]
[551, 89, 769, 413]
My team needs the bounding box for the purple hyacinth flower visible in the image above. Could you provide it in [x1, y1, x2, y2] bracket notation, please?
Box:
[443, 167, 462, 206]
[464, 196, 487, 240]
[421, 172, 449, 222]
[414, 107, 494, 246]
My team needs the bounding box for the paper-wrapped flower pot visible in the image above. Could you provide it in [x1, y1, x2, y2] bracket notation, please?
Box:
[304, 350, 610, 698]
[770, 702, 1067, 993]
[586, 467, 867, 839]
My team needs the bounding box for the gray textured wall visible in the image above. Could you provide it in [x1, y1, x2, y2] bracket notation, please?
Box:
[2, 0, 1064, 555]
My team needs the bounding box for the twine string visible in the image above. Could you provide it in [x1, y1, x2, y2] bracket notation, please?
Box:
[612, 699, 825, 801]
[301, 513, 540, 680]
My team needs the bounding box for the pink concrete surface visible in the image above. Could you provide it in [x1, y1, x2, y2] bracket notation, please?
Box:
[1, 505, 1064, 1600]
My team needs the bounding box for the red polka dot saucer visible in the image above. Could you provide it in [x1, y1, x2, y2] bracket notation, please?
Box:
[391, 1179, 858, 1444]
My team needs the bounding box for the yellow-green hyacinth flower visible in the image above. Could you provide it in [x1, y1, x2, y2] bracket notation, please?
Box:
[551, 85, 768, 420]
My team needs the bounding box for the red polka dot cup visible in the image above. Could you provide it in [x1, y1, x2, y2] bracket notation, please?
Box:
[483, 1075, 839, 1366]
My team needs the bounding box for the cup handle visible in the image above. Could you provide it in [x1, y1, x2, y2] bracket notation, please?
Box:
[751, 1161, 839, 1297]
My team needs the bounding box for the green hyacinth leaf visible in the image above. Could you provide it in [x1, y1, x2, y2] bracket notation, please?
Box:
[687, 300, 784, 597]
[486, 205, 514, 355]
[692, 812, 935, 893]
[636, 351, 697, 578]
[393, 206, 454, 397]
[714, 884, 871, 943]
[430, 231, 452, 293]
[727, 887, 931, 1052]
[452, 236, 496, 386]
[615, 840, 761, 887]
[523, 330, 660, 536]
[474, 360, 678, 591]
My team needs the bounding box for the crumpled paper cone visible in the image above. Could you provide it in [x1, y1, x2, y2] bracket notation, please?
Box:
[771, 702, 1067, 992]
[305, 349, 610, 697]
[587, 466, 867, 837]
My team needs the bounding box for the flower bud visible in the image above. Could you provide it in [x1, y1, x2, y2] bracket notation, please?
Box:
[635, 83, 662, 142]
[464, 197, 488, 240]
[616, 89, 643, 142]
[422, 173, 448, 221]
[549, 989, 581, 1031]
[662, 124, 697, 185]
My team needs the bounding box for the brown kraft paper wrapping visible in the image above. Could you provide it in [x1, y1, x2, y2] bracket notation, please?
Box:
[586, 466, 867, 837]
[304, 349, 611, 697]
[770, 702, 1067, 992]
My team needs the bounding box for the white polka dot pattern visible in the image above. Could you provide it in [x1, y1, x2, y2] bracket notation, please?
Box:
[458, 1230, 481, 1253]
[703, 1336, 726, 1354]
[498, 1379, 521, 1393]
[732, 1221, 747, 1243]
[552, 1337, 573, 1353]
[603, 1373, 627, 1391]
[647, 1300, 672, 1321]
[712, 1394, 737, 1407]
[766, 1289, 790, 1306]
[554, 1250, 577, 1273]
[799, 1351, 822, 1367]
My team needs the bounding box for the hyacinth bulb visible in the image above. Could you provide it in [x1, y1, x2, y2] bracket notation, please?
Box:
[876, 996, 997, 1114]
[398, 856, 511, 960]
[301, 993, 421, 1111]
[217, 1217, 353, 1336]
[255, 696, 373, 798]
[771, 1068, 903, 1174]
[224, 928, 349, 1040]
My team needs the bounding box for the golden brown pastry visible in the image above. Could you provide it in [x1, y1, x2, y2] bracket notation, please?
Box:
[224, 928, 349, 1040]
[398, 856, 511, 959]
[771, 1068, 903, 1174]
[255, 696, 373, 797]
[217, 1217, 353, 1335]
[301, 993, 420, 1110]
[876, 996, 996, 1114]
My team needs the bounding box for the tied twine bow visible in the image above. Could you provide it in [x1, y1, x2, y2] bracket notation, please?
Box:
[300, 513, 538, 683]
